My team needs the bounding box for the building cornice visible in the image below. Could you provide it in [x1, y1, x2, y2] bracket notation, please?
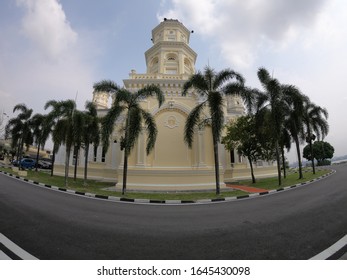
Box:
[145, 41, 197, 64]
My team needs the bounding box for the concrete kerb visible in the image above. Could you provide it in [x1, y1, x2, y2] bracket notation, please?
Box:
[0, 168, 336, 205]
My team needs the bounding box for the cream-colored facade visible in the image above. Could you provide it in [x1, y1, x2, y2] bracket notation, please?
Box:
[55, 19, 277, 190]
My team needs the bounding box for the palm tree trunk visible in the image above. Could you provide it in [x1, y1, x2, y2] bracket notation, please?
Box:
[309, 139, 316, 174]
[16, 139, 21, 163]
[281, 147, 286, 179]
[18, 137, 24, 170]
[51, 145, 56, 177]
[73, 146, 78, 181]
[275, 140, 282, 186]
[122, 150, 128, 195]
[248, 156, 256, 184]
[35, 143, 41, 172]
[212, 131, 220, 195]
[121, 113, 131, 195]
[64, 145, 71, 187]
[294, 136, 303, 179]
[83, 144, 89, 186]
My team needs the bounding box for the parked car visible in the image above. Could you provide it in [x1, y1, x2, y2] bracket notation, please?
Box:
[19, 158, 36, 169]
[38, 160, 52, 169]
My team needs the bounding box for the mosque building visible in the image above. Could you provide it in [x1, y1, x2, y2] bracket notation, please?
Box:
[55, 19, 276, 190]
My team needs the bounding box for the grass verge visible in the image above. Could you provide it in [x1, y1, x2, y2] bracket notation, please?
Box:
[0, 166, 331, 201]
[230, 168, 330, 190]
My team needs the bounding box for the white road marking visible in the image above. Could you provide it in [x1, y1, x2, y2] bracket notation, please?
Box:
[310, 234, 347, 260]
[0, 250, 11, 260]
[0, 233, 38, 260]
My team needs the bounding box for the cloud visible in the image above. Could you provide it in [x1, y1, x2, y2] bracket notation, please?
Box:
[158, 0, 329, 68]
[16, 0, 77, 58]
[0, 0, 95, 119]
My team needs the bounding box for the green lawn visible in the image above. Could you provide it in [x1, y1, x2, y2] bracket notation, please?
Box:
[0, 166, 331, 201]
[231, 168, 330, 190]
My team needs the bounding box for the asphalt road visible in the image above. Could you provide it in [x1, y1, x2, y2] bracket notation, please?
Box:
[0, 164, 346, 260]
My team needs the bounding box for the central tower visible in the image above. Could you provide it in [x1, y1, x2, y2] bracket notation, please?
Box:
[145, 19, 197, 76]
[118, 19, 226, 190]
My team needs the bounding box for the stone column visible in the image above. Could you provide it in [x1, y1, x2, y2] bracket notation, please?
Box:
[197, 127, 206, 167]
[136, 129, 145, 167]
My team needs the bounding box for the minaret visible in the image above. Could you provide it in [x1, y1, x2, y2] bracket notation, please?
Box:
[226, 95, 245, 115]
[145, 19, 197, 76]
[92, 91, 110, 109]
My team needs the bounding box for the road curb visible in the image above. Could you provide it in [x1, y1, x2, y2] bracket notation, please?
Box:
[0, 169, 336, 205]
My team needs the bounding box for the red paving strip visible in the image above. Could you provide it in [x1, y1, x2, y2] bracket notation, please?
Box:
[226, 184, 269, 193]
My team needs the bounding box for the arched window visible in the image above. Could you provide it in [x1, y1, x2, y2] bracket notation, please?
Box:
[151, 57, 159, 66]
[166, 53, 177, 61]
[184, 58, 193, 74]
[165, 53, 178, 74]
[150, 57, 159, 73]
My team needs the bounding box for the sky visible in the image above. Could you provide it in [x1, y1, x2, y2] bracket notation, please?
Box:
[1, 0, 346, 162]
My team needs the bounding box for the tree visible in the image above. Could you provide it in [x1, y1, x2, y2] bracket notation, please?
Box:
[302, 100, 329, 174]
[182, 66, 245, 194]
[303, 141, 334, 166]
[282, 86, 308, 179]
[222, 115, 272, 183]
[93, 80, 165, 195]
[256, 68, 287, 185]
[30, 113, 52, 171]
[82, 101, 100, 186]
[71, 110, 85, 181]
[5, 104, 33, 170]
[45, 100, 77, 187]
[278, 124, 291, 179]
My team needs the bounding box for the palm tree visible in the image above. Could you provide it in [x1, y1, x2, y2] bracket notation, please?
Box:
[282, 87, 308, 179]
[302, 100, 329, 174]
[5, 104, 33, 170]
[71, 109, 85, 181]
[182, 66, 245, 195]
[45, 100, 77, 187]
[279, 126, 291, 179]
[30, 113, 52, 171]
[256, 68, 287, 186]
[82, 101, 100, 186]
[93, 80, 165, 195]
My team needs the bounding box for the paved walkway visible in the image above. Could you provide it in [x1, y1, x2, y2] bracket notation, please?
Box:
[226, 184, 269, 193]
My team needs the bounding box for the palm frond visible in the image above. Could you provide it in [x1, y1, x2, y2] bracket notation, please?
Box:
[208, 92, 224, 141]
[257, 67, 272, 87]
[182, 71, 208, 96]
[126, 106, 142, 153]
[204, 66, 215, 91]
[140, 109, 158, 154]
[184, 101, 206, 147]
[72, 110, 85, 147]
[44, 99, 76, 119]
[135, 84, 165, 107]
[93, 80, 119, 93]
[44, 100, 58, 110]
[213, 69, 245, 90]
[114, 89, 132, 105]
[85, 101, 98, 116]
[101, 104, 124, 151]
[83, 102, 100, 146]
[52, 119, 69, 145]
[13, 103, 30, 114]
[303, 100, 329, 140]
